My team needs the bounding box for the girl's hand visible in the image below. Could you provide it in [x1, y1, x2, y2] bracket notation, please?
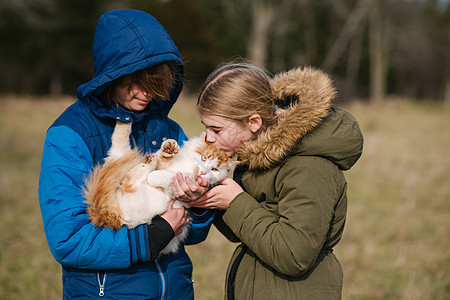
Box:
[189, 178, 243, 210]
[160, 199, 189, 236]
[171, 172, 209, 203]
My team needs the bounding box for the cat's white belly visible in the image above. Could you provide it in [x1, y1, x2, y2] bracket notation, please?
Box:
[117, 183, 189, 256]
[119, 185, 169, 228]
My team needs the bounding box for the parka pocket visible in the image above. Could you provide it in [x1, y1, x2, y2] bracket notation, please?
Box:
[62, 268, 108, 299]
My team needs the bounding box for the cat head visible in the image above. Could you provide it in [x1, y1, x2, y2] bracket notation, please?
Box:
[193, 133, 239, 185]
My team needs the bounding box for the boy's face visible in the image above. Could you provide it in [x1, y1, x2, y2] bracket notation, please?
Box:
[115, 83, 152, 112]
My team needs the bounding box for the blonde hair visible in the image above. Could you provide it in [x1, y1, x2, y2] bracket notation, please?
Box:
[105, 62, 177, 104]
[197, 63, 278, 130]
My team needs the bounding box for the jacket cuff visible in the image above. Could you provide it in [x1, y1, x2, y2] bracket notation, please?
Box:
[128, 224, 152, 264]
[188, 207, 215, 223]
[184, 209, 216, 245]
[147, 216, 175, 260]
[128, 216, 174, 263]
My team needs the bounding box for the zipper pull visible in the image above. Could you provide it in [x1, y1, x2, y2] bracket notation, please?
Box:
[97, 272, 106, 297]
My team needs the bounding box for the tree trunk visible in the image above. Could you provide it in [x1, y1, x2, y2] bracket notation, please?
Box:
[444, 79, 450, 107]
[345, 23, 364, 100]
[300, 0, 317, 64]
[248, 0, 275, 67]
[272, 0, 296, 71]
[369, 0, 387, 103]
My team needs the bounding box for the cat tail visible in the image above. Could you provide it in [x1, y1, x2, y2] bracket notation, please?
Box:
[107, 121, 133, 159]
[84, 150, 143, 230]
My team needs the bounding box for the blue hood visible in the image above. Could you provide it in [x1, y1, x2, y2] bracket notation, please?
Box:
[76, 9, 184, 121]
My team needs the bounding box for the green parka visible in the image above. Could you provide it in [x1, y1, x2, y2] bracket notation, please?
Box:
[214, 67, 364, 300]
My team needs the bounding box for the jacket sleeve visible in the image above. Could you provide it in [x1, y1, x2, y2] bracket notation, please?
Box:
[184, 208, 216, 245]
[222, 156, 343, 277]
[213, 210, 241, 243]
[39, 126, 154, 269]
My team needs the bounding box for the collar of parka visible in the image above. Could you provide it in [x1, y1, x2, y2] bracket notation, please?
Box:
[237, 66, 335, 170]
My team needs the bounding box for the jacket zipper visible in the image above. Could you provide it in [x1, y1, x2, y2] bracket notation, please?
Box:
[97, 271, 107, 297]
[155, 259, 166, 300]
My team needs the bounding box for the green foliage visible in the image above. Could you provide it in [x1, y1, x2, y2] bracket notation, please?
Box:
[0, 0, 448, 99]
[0, 0, 103, 94]
[1, 0, 449, 99]
[141, 0, 222, 90]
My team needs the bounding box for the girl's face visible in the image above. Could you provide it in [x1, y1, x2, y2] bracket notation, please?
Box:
[115, 83, 152, 112]
[200, 114, 257, 157]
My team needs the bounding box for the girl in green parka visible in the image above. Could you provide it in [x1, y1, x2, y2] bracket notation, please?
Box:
[175, 63, 364, 299]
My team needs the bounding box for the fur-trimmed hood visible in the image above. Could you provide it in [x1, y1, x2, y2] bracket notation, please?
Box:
[238, 66, 363, 170]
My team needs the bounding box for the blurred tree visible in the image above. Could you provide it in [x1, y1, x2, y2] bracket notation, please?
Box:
[123, 0, 219, 91]
[328, 0, 367, 99]
[0, 0, 108, 95]
[43, 0, 108, 95]
[389, 0, 449, 100]
[248, 0, 275, 67]
[0, 0, 448, 101]
[323, 0, 370, 71]
[0, 0, 48, 94]
[299, 0, 317, 66]
[0, 4, 24, 93]
[369, 0, 387, 103]
[322, 0, 372, 100]
[217, 0, 298, 69]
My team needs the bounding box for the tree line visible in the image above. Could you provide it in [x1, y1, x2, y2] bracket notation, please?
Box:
[0, 0, 449, 103]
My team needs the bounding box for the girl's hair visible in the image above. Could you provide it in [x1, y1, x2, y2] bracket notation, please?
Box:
[197, 63, 278, 131]
[104, 62, 177, 104]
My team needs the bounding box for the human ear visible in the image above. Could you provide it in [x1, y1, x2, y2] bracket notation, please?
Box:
[247, 114, 262, 133]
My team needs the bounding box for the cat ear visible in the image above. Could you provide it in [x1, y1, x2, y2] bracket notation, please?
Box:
[227, 159, 240, 170]
[200, 131, 207, 142]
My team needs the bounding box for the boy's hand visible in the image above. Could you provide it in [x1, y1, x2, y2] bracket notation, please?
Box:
[160, 199, 189, 235]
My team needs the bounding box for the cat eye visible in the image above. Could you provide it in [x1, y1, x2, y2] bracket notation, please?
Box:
[211, 168, 219, 172]
[201, 155, 207, 161]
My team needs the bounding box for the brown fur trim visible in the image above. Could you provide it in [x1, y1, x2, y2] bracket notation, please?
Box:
[238, 66, 335, 170]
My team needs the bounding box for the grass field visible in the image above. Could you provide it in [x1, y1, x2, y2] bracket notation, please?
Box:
[0, 94, 448, 299]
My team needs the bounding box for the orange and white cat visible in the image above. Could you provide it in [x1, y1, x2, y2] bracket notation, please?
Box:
[83, 120, 237, 255]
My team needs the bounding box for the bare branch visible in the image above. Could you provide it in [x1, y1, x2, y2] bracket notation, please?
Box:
[322, 0, 372, 70]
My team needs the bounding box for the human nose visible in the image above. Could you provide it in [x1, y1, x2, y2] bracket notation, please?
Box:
[205, 130, 216, 143]
[142, 90, 151, 98]
[131, 84, 151, 98]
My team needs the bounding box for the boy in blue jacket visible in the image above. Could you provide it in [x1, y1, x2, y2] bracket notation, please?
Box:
[38, 9, 214, 299]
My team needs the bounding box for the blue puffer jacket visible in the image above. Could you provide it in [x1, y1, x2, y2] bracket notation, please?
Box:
[38, 9, 214, 299]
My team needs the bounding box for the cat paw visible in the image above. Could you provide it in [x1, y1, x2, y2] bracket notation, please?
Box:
[161, 139, 179, 157]
[144, 153, 155, 164]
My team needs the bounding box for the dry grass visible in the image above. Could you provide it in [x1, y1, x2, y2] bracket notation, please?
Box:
[335, 99, 450, 300]
[0, 95, 448, 299]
